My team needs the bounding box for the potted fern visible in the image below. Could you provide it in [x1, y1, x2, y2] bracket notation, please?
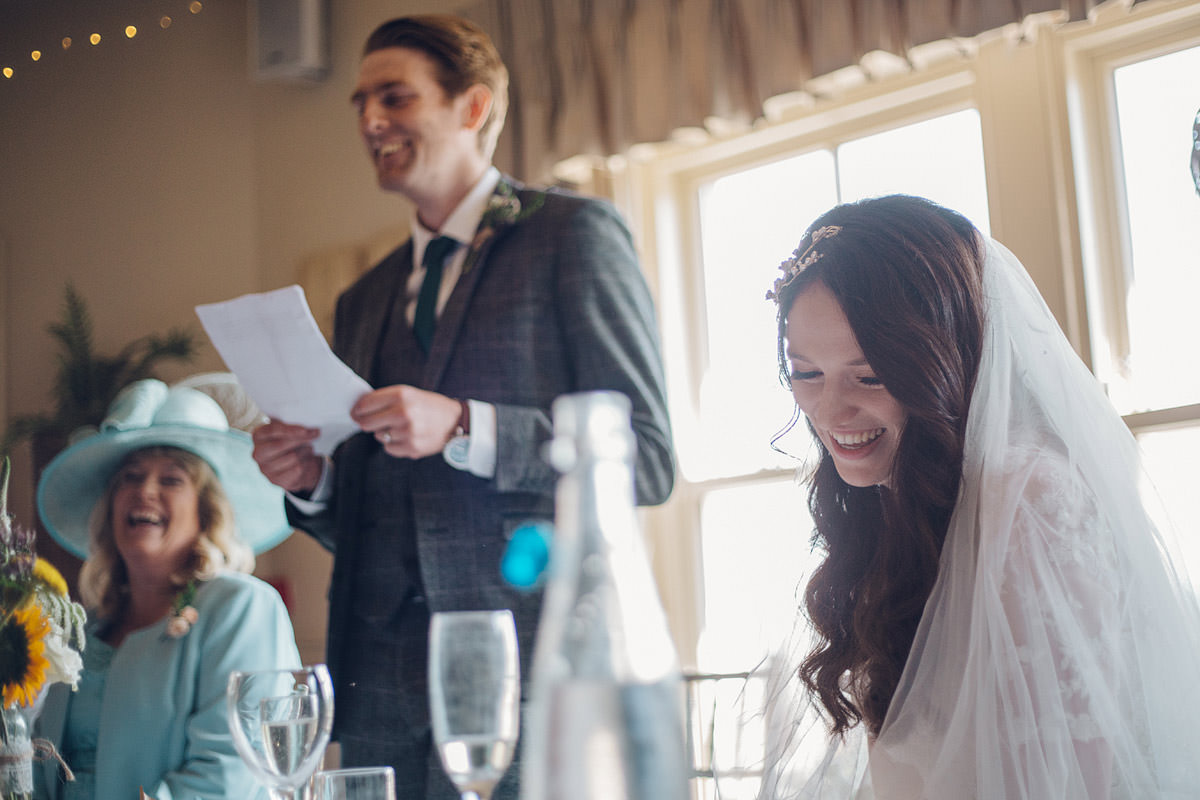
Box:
[1, 282, 198, 456]
[1, 282, 198, 592]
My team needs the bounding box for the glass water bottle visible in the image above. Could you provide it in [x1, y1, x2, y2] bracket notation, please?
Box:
[521, 391, 688, 800]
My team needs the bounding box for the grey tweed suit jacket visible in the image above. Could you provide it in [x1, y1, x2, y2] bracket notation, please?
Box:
[285, 176, 675, 787]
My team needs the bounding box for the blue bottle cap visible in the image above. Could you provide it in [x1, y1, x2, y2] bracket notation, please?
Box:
[500, 522, 553, 590]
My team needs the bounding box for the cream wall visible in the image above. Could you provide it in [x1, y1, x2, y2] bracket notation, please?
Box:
[0, 0, 462, 661]
[2, 0, 260, 518]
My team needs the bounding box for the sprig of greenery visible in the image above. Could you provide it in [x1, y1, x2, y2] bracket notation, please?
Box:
[0, 458, 36, 626]
[1, 283, 198, 456]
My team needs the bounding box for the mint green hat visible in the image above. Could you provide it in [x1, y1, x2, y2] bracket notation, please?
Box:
[37, 379, 292, 558]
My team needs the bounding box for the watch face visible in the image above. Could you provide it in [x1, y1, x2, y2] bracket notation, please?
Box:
[443, 435, 470, 468]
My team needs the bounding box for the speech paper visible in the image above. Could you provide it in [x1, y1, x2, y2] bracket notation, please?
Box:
[195, 285, 372, 455]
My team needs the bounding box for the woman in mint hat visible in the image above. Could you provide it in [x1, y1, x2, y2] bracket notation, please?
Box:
[32, 379, 301, 800]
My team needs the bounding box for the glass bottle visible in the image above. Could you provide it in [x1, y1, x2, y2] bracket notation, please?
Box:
[0, 704, 34, 800]
[521, 391, 688, 800]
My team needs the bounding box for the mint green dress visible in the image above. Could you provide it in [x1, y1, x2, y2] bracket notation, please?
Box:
[59, 636, 111, 800]
[32, 572, 301, 800]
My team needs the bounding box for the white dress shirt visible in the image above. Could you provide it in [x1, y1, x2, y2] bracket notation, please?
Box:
[288, 168, 503, 513]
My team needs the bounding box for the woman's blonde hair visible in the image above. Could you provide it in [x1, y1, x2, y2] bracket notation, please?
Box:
[78, 446, 255, 619]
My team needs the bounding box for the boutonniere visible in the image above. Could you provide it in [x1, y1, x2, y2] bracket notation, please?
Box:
[164, 581, 198, 639]
[463, 183, 545, 275]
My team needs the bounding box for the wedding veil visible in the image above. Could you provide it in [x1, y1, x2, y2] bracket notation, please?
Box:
[731, 238, 1200, 799]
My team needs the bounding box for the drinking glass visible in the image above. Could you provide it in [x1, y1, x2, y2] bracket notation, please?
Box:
[312, 766, 396, 800]
[227, 664, 334, 800]
[428, 610, 520, 800]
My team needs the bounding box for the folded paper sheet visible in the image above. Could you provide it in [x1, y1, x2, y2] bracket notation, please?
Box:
[195, 285, 372, 455]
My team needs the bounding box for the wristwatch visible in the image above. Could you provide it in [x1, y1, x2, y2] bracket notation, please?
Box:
[442, 398, 471, 470]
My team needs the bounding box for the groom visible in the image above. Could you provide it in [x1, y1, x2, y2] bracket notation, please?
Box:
[250, 14, 675, 800]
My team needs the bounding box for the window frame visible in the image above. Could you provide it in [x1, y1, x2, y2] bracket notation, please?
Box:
[627, 64, 982, 671]
[1062, 4, 1200, 428]
[598, 5, 1200, 790]
[611, 0, 1200, 677]
[667, 68, 976, 480]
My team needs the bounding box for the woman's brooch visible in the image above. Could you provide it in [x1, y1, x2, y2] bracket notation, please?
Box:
[164, 581, 198, 639]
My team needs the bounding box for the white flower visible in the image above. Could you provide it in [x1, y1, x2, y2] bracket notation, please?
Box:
[42, 619, 84, 690]
[165, 615, 192, 639]
[462, 185, 543, 275]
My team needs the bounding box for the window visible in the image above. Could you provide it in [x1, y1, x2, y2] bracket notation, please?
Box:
[648, 104, 989, 799]
[1107, 44, 1200, 414]
[1066, 13, 1200, 580]
[688, 109, 990, 674]
[1112, 42, 1200, 579]
[614, 6, 1200, 797]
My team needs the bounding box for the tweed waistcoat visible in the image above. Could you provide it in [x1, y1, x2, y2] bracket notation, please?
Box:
[352, 287, 428, 622]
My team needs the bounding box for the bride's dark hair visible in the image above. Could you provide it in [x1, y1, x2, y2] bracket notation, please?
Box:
[772, 195, 986, 736]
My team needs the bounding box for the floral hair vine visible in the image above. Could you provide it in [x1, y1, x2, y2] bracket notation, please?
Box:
[765, 225, 843, 303]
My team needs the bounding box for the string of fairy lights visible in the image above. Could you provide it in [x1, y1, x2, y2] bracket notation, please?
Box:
[1, 1, 205, 81]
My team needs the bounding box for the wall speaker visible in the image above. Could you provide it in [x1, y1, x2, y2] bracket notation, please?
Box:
[251, 0, 329, 83]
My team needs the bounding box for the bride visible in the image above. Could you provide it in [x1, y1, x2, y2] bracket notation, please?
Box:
[748, 194, 1200, 799]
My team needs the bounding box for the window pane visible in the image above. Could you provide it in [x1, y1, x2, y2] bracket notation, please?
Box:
[1111, 45, 1200, 413]
[837, 109, 991, 235]
[697, 479, 821, 674]
[693, 110, 992, 670]
[693, 151, 839, 480]
[1137, 425, 1200, 588]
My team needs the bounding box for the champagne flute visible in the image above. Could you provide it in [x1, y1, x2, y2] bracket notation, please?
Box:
[312, 766, 396, 799]
[227, 664, 334, 800]
[429, 610, 520, 800]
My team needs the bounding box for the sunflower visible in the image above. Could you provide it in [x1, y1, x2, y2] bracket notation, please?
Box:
[0, 605, 50, 707]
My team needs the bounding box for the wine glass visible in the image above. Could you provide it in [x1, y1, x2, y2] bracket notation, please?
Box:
[227, 664, 334, 800]
[428, 610, 520, 800]
[312, 766, 396, 799]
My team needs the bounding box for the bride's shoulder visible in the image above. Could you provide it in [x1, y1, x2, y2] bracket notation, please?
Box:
[995, 438, 1114, 568]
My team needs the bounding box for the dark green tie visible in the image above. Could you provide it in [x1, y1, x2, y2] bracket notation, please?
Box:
[413, 235, 456, 353]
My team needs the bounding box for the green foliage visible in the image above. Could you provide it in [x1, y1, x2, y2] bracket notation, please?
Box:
[0, 456, 36, 615]
[1, 283, 198, 455]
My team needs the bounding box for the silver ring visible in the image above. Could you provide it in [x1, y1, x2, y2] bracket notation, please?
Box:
[379, 430, 392, 444]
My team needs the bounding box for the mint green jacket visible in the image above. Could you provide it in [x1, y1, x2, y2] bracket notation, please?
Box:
[33, 572, 301, 800]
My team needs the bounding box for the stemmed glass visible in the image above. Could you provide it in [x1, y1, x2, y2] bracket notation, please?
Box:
[428, 610, 520, 800]
[227, 664, 334, 800]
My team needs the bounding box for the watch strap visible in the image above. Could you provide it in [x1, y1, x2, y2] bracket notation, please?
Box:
[455, 398, 471, 436]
